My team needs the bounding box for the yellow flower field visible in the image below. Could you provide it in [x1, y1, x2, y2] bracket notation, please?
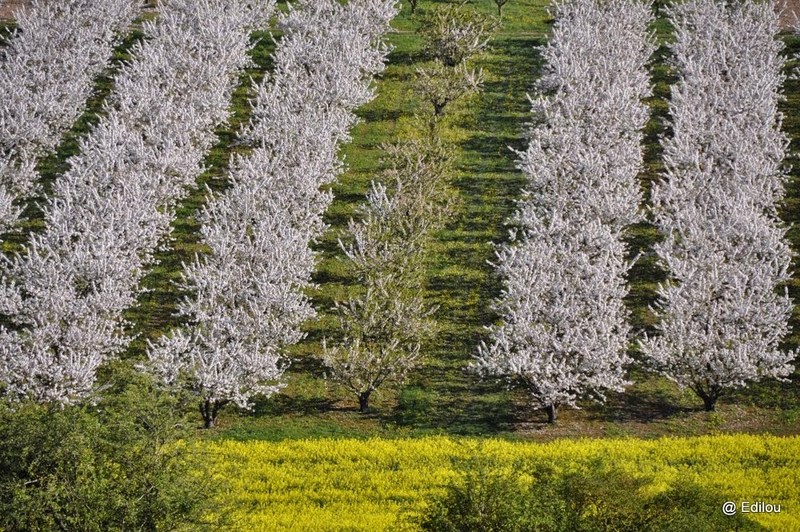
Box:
[200, 434, 800, 530]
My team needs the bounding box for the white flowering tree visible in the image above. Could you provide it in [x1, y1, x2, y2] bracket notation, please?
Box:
[420, 3, 494, 67]
[0, 0, 139, 234]
[415, 3, 494, 118]
[473, 0, 654, 423]
[0, 0, 275, 405]
[323, 137, 453, 412]
[146, 0, 398, 428]
[640, 0, 796, 411]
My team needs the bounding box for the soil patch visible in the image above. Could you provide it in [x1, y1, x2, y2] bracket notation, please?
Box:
[0, 0, 27, 21]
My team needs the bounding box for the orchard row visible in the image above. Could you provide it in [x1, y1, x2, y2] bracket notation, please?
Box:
[0, 0, 795, 426]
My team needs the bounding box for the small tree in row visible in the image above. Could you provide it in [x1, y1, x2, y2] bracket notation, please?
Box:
[493, 0, 510, 17]
[415, 2, 496, 118]
[324, 2, 492, 414]
[415, 61, 483, 118]
[324, 136, 455, 412]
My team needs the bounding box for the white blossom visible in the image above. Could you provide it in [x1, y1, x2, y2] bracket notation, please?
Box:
[478, 215, 633, 414]
[640, 0, 795, 410]
[0, 0, 275, 404]
[0, 0, 139, 233]
[146, 0, 398, 427]
[474, 0, 654, 422]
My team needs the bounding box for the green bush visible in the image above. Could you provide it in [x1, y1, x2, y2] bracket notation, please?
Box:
[0, 364, 219, 531]
[419, 458, 765, 532]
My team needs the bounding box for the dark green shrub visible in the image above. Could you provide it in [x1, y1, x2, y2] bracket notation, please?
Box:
[420, 460, 565, 531]
[419, 458, 765, 532]
[0, 363, 219, 531]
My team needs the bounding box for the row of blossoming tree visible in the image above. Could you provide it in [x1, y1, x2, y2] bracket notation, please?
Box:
[0, 0, 796, 427]
[476, 0, 796, 422]
[0, 0, 139, 234]
[641, 0, 796, 411]
[0, 0, 398, 426]
[145, 0, 400, 428]
[0, 0, 279, 405]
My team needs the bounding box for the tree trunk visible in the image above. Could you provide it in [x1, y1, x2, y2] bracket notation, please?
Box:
[695, 388, 719, 412]
[358, 391, 371, 413]
[545, 403, 557, 423]
[200, 399, 219, 428]
[702, 394, 717, 412]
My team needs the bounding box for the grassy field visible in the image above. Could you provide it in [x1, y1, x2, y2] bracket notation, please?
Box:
[2, 0, 800, 441]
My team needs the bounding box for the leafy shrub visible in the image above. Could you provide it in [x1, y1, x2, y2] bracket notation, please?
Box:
[419, 460, 565, 531]
[0, 364, 218, 531]
[419, 458, 765, 532]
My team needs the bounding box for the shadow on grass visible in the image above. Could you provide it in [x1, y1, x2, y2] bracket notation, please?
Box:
[386, 377, 521, 435]
[250, 393, 335, 417]
[458, 37, 545, 161]
[358, 107, 405, 124]
[586, 387, 694, 424]
[729, 373, 800, 410]
[387, 47, 427, 67]
[639, 43, 676, 198]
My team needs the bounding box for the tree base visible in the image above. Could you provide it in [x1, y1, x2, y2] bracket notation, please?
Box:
[545, 403, 558, 424]
[695, 389, 720, 412]
[358, 392, 371, 413]
[200, 399, 226, 429]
